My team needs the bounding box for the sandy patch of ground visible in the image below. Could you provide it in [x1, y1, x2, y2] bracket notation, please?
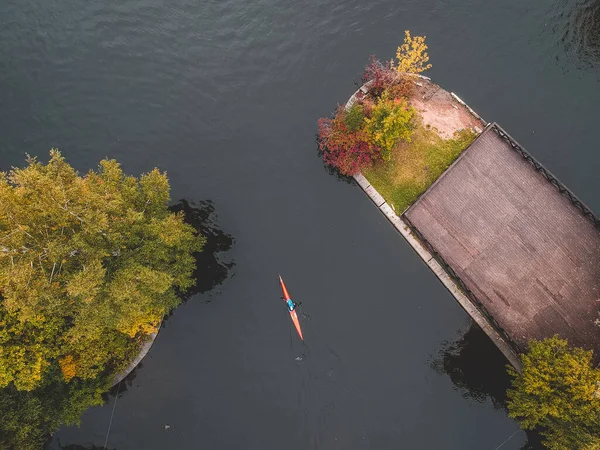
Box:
[409, 79, 485, 139]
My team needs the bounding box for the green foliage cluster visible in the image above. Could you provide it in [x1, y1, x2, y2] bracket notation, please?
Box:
[0, 150, 204, 391]
[507, 336, 600, 450]
[344, 103, 366, 132]
[0, 366, 110, 450]
[364, 93, 415, 161]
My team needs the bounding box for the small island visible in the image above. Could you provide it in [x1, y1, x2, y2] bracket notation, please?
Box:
[318, 31, 483, 213]
[317, 32, 600, 450]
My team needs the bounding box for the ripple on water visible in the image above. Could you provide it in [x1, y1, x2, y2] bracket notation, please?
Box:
[546, 0, 600, 70]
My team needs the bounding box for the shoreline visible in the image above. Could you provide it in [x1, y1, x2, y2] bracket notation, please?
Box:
[112, 328, 159, 386]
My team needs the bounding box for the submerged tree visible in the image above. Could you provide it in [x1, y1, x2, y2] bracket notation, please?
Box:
[507, 336, 600, 450]
[0, 150, 204, 391]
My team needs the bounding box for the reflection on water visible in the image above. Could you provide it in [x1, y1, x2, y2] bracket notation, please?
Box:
[170, 199, 235, 299]
[431, 321, 511, 409]
[431, 321, 544, 450]
[547, 0, 600, 69]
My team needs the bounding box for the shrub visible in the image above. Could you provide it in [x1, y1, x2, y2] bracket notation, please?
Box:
[507, 336, 600, 450]
[396, 30, 432, 74]
[364, 93, 416, 160]
[344, 103, 365, 132]
[361, 97, 375, 117]
[317, 106, 379, 176]
[385, 75, 415, 99]
[362, 56, 416, 100]
[362, 56, 398, 97]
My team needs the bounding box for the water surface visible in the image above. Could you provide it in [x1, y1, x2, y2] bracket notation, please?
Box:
[1, 0, 598, 448]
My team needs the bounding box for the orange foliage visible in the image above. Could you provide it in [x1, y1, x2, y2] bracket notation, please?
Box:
[59, 355, 77, 382]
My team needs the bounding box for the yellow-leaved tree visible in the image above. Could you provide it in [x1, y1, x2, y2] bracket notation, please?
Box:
[395, 30, 432, 74]
[0, 150, 205, 390]
[507, 336, 600, 450]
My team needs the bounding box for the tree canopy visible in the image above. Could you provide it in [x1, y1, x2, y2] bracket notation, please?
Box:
[0, 150, 204, 391]
[507, 336, 600, 450]
[0, 366, 109, 450]
[317, 31, 427, 176]
[364, 92, 415, 161]
[395, 30, 432, 74]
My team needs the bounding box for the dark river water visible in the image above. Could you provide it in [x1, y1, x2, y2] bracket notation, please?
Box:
[2, 0, 599, 448]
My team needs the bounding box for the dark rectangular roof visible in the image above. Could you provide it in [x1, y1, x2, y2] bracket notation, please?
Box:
[404, 124, 600, 354]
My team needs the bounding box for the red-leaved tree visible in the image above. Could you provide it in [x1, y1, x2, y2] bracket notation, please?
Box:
[317, 106, 380, 176]
[362, 56, 397, 96]
[361, 56, 414, 98]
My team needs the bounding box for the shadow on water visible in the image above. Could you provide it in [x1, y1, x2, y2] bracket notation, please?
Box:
[170, 198, 235, 300]
[431, 321, 544, 450]
[33, 199, 234, 450]
[546, 0, 600, 71]
[431, 321, 511, 410]
[108, 198, 235, 394]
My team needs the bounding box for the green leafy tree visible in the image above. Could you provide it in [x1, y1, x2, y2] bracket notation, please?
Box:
[0, 344, 113, 449]
[507, 336, 600, 450]
[0, 150, 204, 391]
[344, 103, 366, 132]
[364, 92, 416, 161]
[0, 365, 109, 450]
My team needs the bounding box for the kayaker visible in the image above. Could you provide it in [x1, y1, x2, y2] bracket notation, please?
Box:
[285, 298, 301, 312]
[286, 298, 296, 312]
[278, 275, 304, 340]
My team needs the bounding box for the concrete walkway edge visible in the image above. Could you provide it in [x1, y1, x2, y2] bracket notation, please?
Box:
[353, 172, 522, 371]
[112, 330, 159, 386]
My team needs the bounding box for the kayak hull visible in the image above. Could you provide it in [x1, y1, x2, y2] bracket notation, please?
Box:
[289, 309, 304, 341]
[279, 275, 304, 341]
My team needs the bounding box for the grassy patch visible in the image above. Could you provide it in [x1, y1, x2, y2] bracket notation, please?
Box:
[364, 125, 477, 213]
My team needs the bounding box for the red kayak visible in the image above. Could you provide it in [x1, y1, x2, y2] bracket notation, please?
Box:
[279, 275, 304, 341]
